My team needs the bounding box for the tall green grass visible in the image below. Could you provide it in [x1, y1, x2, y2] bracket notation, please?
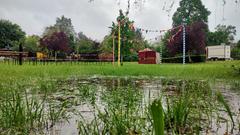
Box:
[0, 61, 239, 81]
[216, 91, 234, 126]
[0, 82, 68, 134]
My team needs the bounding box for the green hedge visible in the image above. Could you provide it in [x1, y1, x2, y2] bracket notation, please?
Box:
[123, 54, 138, 62]
[162, 55, 206, 63]
[231, 48, 240, 60]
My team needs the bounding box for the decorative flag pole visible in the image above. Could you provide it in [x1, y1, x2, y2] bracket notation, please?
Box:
[183, 24, 186, 65]
[112, 33, 115, 66]
[160, 35, 163, 64]
[118, 21, 121, 66]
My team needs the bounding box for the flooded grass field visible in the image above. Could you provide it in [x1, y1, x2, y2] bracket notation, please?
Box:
[0, 77, 239, 135]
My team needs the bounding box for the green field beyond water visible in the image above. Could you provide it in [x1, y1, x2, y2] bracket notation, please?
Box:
[0, 61, 239, 81]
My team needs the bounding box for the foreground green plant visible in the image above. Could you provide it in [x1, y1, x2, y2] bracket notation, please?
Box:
[78, 87, 151, 135]
[0, 84, 68, 134]
[0, 90, 46, 134]
[216, 91, 235, 127]
[150, 99, 164, 135]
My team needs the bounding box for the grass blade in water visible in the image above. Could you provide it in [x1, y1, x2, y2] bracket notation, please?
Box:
[150, 99, 164, 135]
[216, 91, 235, 126]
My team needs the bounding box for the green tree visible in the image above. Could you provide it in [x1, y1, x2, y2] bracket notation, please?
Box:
[237, 40, 240, 48]
[231, 40, 240, 60]
[0, 19, 25, 49]
[55, 16, 76, 37]
[155, 32, 171, 58]
[42, 15, 76, 52]
[109, 10, 146, 62]
[42, 26, 58, 37]
[24, 35, 40, 52]
[172, 0, 210, 27]
[207, 25, 236, 46]
[100, 35, 113, 53]
[101, 25, 146, 61]
[75, 32, 99, 54]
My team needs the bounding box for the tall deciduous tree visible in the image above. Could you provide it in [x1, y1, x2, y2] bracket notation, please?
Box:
[207, 25, 236, 45]
[0, 19, 25, 49]
[168, 21, 208, 62]
[75, 32, 99, 54]
[55, 16, 76, 37]
[172, 0, 211, 27]
[167, 0, 210, 62]
[42, 15, 76, 52]
[109, 10, 145, 62]
[40, 32, 70, 58]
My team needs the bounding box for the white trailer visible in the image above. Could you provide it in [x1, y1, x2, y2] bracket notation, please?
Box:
[206, 44, 231, 60]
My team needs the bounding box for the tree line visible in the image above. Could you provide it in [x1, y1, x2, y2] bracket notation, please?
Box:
[153, 0, 240, 61]
[0, 14, 149, 61]
[0, 0, 240, 61]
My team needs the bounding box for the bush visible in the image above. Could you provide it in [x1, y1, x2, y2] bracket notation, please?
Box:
[123, 53, 138, 62]
[162, 55, 206, 63]
[231, 47, 240, 60]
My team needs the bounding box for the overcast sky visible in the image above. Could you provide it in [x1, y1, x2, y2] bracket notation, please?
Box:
[0, 0, 240, 42]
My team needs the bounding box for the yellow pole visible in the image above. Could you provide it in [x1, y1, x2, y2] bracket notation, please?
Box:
[112, 33, 115, 66]
[118, 21, 121, 66]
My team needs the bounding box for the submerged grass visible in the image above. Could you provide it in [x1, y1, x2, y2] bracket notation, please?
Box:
[216, 91, 235, 126]
[75, 79, 238, 135]
[0, 81, 69, 134]
[0, 62, 239, 135]
[78, 86, 151, 135]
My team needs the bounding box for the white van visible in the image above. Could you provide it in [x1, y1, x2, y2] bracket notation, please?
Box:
[206, 44, 231, 60]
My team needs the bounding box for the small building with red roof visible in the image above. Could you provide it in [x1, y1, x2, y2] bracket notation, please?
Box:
[138, 48, 160, 64]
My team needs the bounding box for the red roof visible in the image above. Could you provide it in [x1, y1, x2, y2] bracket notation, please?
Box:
[139, 48, 155, 52]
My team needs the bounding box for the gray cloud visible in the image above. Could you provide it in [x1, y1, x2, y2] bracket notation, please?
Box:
[0, 0, 239, 41]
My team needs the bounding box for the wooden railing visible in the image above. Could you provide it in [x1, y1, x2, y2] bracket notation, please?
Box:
[0, 51, 28, 57]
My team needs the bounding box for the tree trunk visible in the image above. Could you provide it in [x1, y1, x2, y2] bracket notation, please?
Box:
[19, 43, 23, 65]
[55, 51, 57, 62]
[188, 51, 192, 63]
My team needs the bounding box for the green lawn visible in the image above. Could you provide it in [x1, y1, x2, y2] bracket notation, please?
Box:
[0, 61, 239, 81]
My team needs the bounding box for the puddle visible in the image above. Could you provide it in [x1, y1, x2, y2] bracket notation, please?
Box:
[14, 77, 240, 134]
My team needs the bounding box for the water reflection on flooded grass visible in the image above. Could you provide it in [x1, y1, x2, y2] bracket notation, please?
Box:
[0, 77, 240, 135]
[41, 77, 239, 135]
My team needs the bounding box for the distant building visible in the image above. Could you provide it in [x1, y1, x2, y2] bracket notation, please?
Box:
[138, 48, 160, 64]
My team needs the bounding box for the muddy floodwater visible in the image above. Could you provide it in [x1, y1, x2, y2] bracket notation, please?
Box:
[34, 77, 240, 135]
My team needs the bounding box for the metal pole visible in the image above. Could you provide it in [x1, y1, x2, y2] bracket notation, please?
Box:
[160, 35, 163, 64]
[118, 21, 121, 66]
[183, 24, 186, 65]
